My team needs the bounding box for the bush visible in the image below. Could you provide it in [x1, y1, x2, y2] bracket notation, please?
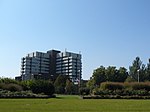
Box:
[124, 82, 150, 91]
[79, 87, 90, 95]
[0, 83, 23, 92]
[5, 83, 23, 92]
[100, 82, 124, 90]
[94, 82, 150, 97]
[0, 78, 18, 84]
[55, 86, 65, 94]
[0, 83, 5, 89]
[132, 83, 150, 91]
[29, 80, 55, 95]
[19, 81, 30, 91]
[92, 89, 113, 96]
[0, 89, 53, 98]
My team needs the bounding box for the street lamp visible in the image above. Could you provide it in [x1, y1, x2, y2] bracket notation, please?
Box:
[78, 70, 81, 87]
[137, 69, 140, 83]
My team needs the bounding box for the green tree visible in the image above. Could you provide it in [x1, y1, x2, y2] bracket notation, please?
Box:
[65, 79, 77, 94]
[54, 75, 68, 94]
[92, 66, 106, 86]
[139, 64, 146, 82]
[129, 57, 142, 81]
[116, 67, 128, 82]
[28, 80, 54, 95]
[125, 76, 136, 82]
[145, 59, 150, 81]
[86, 78, 95, 91]
[105, 66, 117, 82]
[80, 80, 88, 88]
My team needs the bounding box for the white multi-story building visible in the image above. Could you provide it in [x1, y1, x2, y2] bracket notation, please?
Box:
[21, 51, 50, 80]
[56, 51, 82, 83]
[17, 49, 82, 83]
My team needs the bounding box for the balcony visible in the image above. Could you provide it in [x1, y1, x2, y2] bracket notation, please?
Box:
[56, 68, 61, 71]
[56, 65, 61, 67]
[56, 61, 62, 64]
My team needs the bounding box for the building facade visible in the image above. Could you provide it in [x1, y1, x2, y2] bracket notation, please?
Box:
[56, 52, 82, 83]
[17, 49, 82, 83]
[21, 51, 50, 80]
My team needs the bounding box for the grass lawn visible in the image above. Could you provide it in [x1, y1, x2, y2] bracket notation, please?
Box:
[0, 95, 150, 112]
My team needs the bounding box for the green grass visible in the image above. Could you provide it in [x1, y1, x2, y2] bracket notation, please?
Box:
[0, 95, 150, 112]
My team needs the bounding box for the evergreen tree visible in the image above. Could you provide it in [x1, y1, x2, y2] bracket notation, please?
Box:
[129, 57, 142, 81]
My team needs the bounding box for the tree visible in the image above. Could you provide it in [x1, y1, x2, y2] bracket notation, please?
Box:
[92, 66, 106, 86]
[86, 78, 95, 91]
[139, 64, 146, 82]
[116, 67, 128, 82]
[28, 80, 55, 95]
[54, 75, 68, 94]
[129, 57, 142, 81]
[87, 66, 128, 91]
[143, 59, 150, 81]
[145, 59, 150, 81]
[65, 79, 77, 94]
[105, 66, 117, 82]
[125, 76, 136, 82]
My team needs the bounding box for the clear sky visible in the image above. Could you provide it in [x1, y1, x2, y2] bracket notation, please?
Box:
[0, 0, 150, 79]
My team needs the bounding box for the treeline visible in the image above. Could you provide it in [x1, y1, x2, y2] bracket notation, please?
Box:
[0, 78, 55, 98]
[87, 66, 128, 89]
[81, 57, 150, 98]
[87, 57, 150, 89]
[0, 75, 80, 98]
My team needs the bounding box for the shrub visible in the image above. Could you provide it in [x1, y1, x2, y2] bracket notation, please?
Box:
[0, 89, 52, 98]
[112, 90, 124, 95]
[0, 78, 18, 84]
[0, 83, 23, 92]
[29, 80, 55, 95]
[122, 90, 132, 96]
[133, 83, 150, 91]
[79, 87, 90, 95]
[5, 83, 23, 92]
[124, 82, 150, 91]
[100, 82, 124, 90]
[0, 83, 5, 89]
[92, 89, 113, 96]
[55, 86, 65, 94]
[19, 81, 30, 91]
[95, 82, 150, 97]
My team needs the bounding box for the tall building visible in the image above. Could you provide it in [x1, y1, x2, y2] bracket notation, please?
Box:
[56, 51, 82, 83]
[17, 49, 82, 83]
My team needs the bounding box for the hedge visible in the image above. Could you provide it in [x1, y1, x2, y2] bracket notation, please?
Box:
[100, 82, 150, 91]
[100, 82, 124, 90]
[92, 82, 150, 97]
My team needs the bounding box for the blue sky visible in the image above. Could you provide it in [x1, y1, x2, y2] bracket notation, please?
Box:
[0, 0, 150, 79]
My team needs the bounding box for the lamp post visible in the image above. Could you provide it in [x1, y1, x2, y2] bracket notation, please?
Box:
[137, 69, 140, 83]
[78, 70, 81, 87]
